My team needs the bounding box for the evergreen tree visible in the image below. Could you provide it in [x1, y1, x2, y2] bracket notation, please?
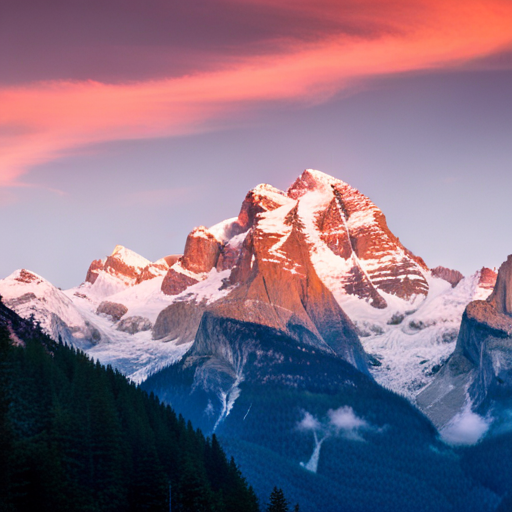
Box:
[267, 487, 289, 512]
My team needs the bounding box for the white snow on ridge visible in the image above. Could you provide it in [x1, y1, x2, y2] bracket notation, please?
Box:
[0, 269, 88, 333]
[355, 272, 493, 398]
[111, 245, 151, 271]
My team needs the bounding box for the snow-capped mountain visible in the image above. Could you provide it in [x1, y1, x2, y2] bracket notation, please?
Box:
[0, 169, 497, 413]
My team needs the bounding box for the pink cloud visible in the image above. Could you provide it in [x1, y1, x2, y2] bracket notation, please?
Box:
[1, 0, 512, 186]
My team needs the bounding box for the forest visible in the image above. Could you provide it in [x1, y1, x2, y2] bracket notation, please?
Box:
[0, 299, 259, 512]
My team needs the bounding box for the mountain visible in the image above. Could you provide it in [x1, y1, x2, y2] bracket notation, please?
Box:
[0, 169, 497, 411]
[417, 255, 512, 434]
[1, 168, 510, 510]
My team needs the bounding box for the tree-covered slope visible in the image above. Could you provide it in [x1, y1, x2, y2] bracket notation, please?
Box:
[0, 299, 258, 512]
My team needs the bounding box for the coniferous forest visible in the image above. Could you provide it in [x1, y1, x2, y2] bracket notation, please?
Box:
[0, 299, 259, 512]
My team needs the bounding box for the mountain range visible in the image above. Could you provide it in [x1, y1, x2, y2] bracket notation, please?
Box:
[2, 169, 511, 511]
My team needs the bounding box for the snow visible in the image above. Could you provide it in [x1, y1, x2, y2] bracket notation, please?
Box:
[169, 268, 234, 305]
[0, 269, 88, 332]
[111, 245, 151, 270]
[252, 183, 290, 205]
[84, 271, 130, 299]
[355, 272, 494, 398]
[209, 217, 239, 243]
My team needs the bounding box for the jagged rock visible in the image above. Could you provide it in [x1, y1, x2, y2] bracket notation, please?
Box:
[85, 259, 104, 284]
[218, 200, 368, 373]
[15, 269, 43, 285]
[153, 300, 206, 342]
[488, 255, 512, 316]
[161, 268, 199, 296]
[96, 301, 128, 321]
[136, 262, 169, 284]
[237, 184, 290, 230]
[288, 170, 429, 304]
[181, 227, 221, 274]
[103, 245, 150, 281]
[117, 316, 152, 334]
[478, 267, 498, 291]
[431, 266, 464, 288]
[84, 246, 153, 287]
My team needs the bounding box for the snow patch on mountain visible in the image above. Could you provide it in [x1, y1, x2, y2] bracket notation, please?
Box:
[353, 272, 494, 398]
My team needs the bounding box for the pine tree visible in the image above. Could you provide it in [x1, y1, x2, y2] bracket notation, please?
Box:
[266, 487, 289, 512]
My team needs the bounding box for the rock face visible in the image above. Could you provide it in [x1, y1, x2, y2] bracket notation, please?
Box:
[85, 259, 104, 284]
[161, 227, 221, 296]
[478, 267, 498, 291]
[431, 266, 464, 288]
[287, 170, 429, 305]
[117, 316, 152, 334]
[182, 227, 222, 274]
[237, 184, 290, 230]
[417, 256, 512, 428]
[96, 301, 128, 322]
[161, 268, 200, 296]
[215, 200, 368, 372]
[488, 255, 512, 315]
[153, 301, 207, 343]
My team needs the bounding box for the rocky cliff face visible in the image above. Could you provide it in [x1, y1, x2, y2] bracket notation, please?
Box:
[158, 170, 429, 310]
[161, 227, 223, 296]
[431, 266, 464, 288]
[417, 256, 512, 429]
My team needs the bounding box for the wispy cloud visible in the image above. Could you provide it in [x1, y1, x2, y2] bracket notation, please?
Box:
[2, 0, 512, 186]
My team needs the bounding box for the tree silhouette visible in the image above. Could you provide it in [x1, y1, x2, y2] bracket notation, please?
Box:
[267, 487, 288, 512]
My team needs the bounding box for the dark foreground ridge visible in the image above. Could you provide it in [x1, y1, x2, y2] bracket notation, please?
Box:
[0, 298, 259, 512]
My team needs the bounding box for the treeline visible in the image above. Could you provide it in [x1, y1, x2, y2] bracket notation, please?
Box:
[0, 301, 259, 512]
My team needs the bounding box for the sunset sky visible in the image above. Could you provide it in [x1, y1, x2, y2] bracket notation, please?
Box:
[1, 0, 512, 287]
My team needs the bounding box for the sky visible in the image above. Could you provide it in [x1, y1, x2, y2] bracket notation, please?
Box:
[1, 0, 512, 288]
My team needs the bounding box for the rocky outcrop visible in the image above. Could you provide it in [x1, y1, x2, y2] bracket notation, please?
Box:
[153, 300, 206, 343]
[135, 261, 169, 284]
[417, 256, 512, 427]
[431, 266, 464, 288]
[237, 184, 290, 231]
[6, 292, 37, 307]
[181, 227, 221, 274]
[478, 267, 498, 291]
[289, 170, 429, 304]
[85, 259, 104, 284]
[84, 245, 169, 287]
[488, 255, 512, 316]
[117, 316, 152, 334]
[161, 227, 223, 296]
[15, 269, 43, 285]
[96, 301, 128, 322]
[161, 268, 199, 296]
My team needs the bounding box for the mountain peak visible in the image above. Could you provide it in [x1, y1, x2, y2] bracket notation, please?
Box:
[287, 169, 348, 199]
